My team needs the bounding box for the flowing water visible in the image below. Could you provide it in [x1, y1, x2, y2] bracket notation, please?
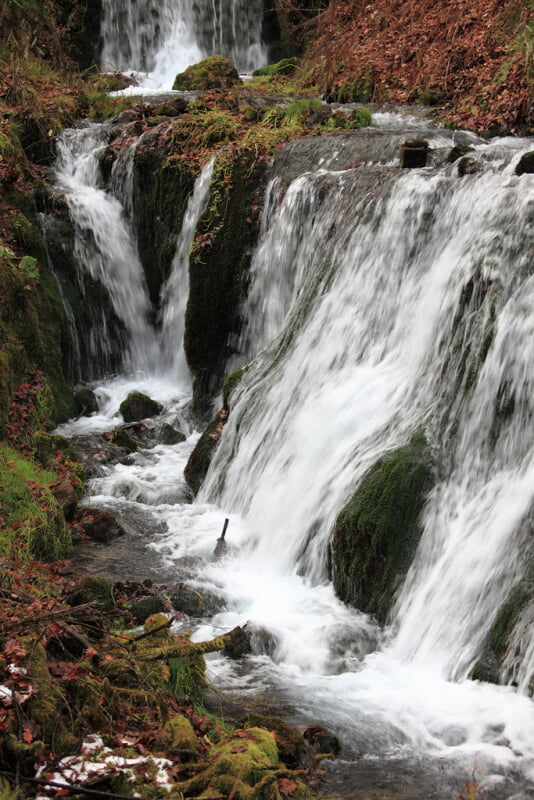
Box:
[53, 118, 534, 797]
[101, 0, 266, 90]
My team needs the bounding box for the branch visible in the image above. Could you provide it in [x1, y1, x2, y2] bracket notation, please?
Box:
[137, 626, 246, 662]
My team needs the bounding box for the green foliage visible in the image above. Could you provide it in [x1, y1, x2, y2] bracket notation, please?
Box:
[173, 55, 241, 90]
[263, 97, 322, 128]
[331, 433, 434, 622]
[323, 107, 373, 130]
[0, 443, 71, 561]
[253, 57, 300, 77]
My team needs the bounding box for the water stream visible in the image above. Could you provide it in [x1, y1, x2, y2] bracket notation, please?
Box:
[53, 119, 534, 797]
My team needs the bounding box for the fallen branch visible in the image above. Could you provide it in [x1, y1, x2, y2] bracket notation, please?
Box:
[137, 626, 246, 662]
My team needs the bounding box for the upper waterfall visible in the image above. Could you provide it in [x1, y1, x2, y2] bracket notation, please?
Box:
[101, 0, 266, 89]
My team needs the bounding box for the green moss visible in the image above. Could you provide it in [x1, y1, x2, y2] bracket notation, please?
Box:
[253, 58, 300, 77]
[242, 714, 304, 767]
[331, 433, 434, 623]
[119, 392, 163, 423]
[223, 366, 247, 411]
[490, 588, 530, 657]
[185, 150, 267, 412]
[184, 414, 221, 495]
[173, 55, 242, 90]
[67, 576, 114, 611]
[0, 443, 71, 561]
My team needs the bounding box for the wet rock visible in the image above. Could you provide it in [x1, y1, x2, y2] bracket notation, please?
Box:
[446, 143, 472, 163]
[74, 507, 126, 542]
[515, 150, 534, 176]
[114, 109, 139, 125]
[331, 433, 434, 623]
[157, 422, 186, 445]
[303, 725, 340, 756]
[172, 55, 241, 90]
[51, 478, 78, 521]
[457, 156, 482, 176]
[129, 594, 166, 624]
[223, 624, 251, 658]
[184, 411, 227, 495]
[119, 391, 163, 422]
[400, 138, 429, 168]
[74, 388, 98, 416]
[171, 584, 225, 617]
[104, 426, 140, 452]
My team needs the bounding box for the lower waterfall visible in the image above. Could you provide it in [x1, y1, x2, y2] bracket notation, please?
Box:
[54, 118, 534, 798]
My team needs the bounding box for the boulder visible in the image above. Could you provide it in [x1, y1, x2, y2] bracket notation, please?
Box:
[172, 55, 241, 91]
[74, 506, 126, 542]
[74, 388, 98, 416]
[330, 433, 434, 623]
[515, 150, 534, 176]
[50, 478, 78, 521]
[157, 422, 186, 445]
[119, 391, 163, 422]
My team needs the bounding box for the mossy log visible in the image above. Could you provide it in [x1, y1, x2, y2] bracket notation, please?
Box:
[137, 625, 246, 661]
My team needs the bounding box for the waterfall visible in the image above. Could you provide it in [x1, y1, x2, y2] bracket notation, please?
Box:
[202, 138, 534, 686]
[55, 125, 159, 377]
[101, 0, 266, 90]
[158, 156, 216, 382]
[53, 125, 215, 386]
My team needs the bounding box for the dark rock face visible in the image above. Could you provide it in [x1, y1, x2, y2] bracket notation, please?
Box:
[74, 507, 126, 542]
[74, 388, 99, 416]
[330, 433, 434, 624]
[171, 584, 225, 616]
[119, 391, 163, 422]
[515, 150, 534, 176]
[51, 478, 78, 521]
[184, 410, 227, 495]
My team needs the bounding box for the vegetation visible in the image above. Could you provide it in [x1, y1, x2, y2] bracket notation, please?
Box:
[330, 434, 434, 623]
[173, 55, 242, 90]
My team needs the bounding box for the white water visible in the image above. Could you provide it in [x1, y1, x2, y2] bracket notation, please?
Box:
[101, 0, 266, 91]
[55, 122, 534, 795]
[54, 125, 215, 383]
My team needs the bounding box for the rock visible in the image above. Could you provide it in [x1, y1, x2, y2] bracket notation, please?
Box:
[104, 427, 140, 452]
[157, 422, 186, 445]
[67, 576, 114, 611]
[129, 595, 166, 624]
[183, 411, 227, 494]
[457, 156, 482, 176]
[172, 55, 241, 90]
[330, 433, 434, 623]
[74, 507, 126, 542]
[51, 478, 78, 521]
[74, 388, 98, 416]
[515, 150, 534, 176]
[119, 391, 163, 422]
[303, 725, 340, 756]
[400, 138, 429, 168]
[171, 585, 225, 617]
[223, 624, 251, 658]
[446, 143, 472, 163]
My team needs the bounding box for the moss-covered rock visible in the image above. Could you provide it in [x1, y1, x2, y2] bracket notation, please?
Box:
[184, 412, 225, 495]
[185, 152, 267, 412]
[74, 387, 99, 415]
[67, 576, 114, 611]
[119, 391, 163, 422]
[157, 422, 186, 445]
[173, 55, 242, 91]
[330, 433, 434, 623]
[242, 714, 305, 767]
[74, 507, 126, 542]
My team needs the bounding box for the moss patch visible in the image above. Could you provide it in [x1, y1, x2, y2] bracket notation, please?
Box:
[0, 443, 71, 561]
[173, 55, 242, 91]
[331, 433, 434, 623]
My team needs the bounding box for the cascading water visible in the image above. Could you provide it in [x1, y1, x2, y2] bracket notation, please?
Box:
[101, 0, 266, 90]
[54, 117, 534, 798]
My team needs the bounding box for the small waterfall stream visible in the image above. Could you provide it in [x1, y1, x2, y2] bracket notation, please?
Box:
[52, 118, 534, 798]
